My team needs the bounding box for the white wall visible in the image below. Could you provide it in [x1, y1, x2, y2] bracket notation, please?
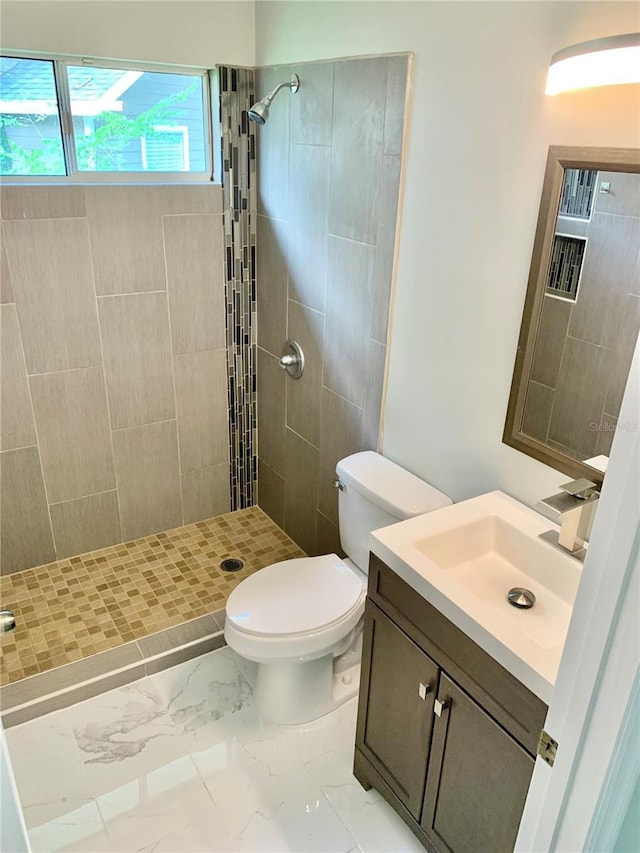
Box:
[255, 1, 640, 506]
[0, 0, 255, 67]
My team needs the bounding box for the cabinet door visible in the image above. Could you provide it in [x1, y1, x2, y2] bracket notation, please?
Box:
[421, 674, 535, 853]
[357, 602, 439, 819]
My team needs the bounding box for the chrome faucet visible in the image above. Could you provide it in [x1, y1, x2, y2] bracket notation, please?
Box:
[536, 479, 600, 561]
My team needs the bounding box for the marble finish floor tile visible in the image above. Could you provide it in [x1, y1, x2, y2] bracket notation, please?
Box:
[5, 647, 422, 853]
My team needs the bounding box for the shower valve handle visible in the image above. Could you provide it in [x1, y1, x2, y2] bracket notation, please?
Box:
[279, 340, 304, 380]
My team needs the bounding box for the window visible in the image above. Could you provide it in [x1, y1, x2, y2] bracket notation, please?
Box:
[0, 57, 66, 176]
[0, 55, 212, 181]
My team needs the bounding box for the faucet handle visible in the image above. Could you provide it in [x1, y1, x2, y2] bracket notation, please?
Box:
[559, 479, 599, 500]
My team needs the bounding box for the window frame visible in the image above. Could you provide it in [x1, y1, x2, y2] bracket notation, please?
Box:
[0, 51, 217, 184]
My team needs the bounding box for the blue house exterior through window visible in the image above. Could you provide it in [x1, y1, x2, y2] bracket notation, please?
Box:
[0, 57, 66, 175]
[0, 56, 209, 178]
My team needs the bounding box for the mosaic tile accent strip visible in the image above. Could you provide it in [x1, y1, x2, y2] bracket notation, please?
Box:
[547, 234, 586, 300]
[0, 507, 304, 686]
[560, 168, 597, 219]
[219, 66, 258, 510]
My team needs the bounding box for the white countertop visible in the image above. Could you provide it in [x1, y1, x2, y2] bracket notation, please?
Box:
[369, 491, 583, 704]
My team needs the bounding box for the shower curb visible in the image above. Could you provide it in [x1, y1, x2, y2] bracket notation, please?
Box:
[0, 610, 227, 728]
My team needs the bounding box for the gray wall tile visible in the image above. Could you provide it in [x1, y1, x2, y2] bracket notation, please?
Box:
[0, 184, 233, 570]
[210, 608, 226, 632]
[548, 337, 612, 458]
[0, 639, 143, 707]
[1, 304, 36, 451]
[604, 295, 640, 416]
[49, 491, 122, 559]
[98, 292, 175, 430]
[136, 614, 218, 658]
[371, 155, 401, 344]
[362, 339, 387, 452]
[594, 413, 617, 458]
[329, 58, 386, 244]
[317, 387, 363, 526]
[181, 464, 230, 524]
[256, 56, 401, 548]
[316, 511, 345, 559]
[113, 419, 182, 541]
[174, 349, 228, 472]
[568, 213, 640, 349]
[530, 296, 573, 388]
[531, 200, 640, 462]
[30, 367, 115, 504]
[256, 66, 291, 220]
[291, 62, 334, 146]
[546, 437, 583, 461]
[144, 635, 224, 676]
[1, 186, 85, 220]
[5, 218, 101, 374]
[2, 664, 147, 727]
[595, 171, 640, 218]
[384, 56, 408, 156]
[257, 347, 286, 474]
[1, 446, 55, 574]
[257, 458, 285, 527]
[286, 300, 325, 447]
[156, 185, 223, 216]
[283, 428, 318, 555]
[632, 250, 640, 297]
[164, 214, 226, 354]
[288, 144, 330, 312]
[85, 186, 167, 295]
[257, 215, 288, 356]
[557, 215, 588, 238]
[324, 236, 375, 407]
[522, 381, 555, 443]
[1, 239, 14, 303]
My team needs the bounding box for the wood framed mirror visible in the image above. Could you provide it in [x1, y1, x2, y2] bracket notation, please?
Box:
[504, 145, 640, 486]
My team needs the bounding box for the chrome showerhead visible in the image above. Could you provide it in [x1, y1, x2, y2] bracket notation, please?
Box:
[248, 100, 269, 125]
[249, 74, 299, 125]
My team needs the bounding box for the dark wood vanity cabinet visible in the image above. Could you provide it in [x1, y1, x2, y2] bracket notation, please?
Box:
[358, 603, 438, 818]
[421, 674, 536, 851]
[354, 554, 548, 853]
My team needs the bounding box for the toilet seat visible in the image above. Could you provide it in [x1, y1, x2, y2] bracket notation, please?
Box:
[224, 554, 366, 663]
[226, 554, 365, 637]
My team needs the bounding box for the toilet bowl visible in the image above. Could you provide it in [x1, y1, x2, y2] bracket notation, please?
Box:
[225, 554, 366, 724]
[224, 451, 452, 725]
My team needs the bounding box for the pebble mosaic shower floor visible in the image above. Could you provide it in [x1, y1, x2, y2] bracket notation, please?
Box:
[0, 508, 304, 686]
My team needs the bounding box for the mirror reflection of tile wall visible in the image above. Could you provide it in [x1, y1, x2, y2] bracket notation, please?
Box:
[522, 171, 640, 466]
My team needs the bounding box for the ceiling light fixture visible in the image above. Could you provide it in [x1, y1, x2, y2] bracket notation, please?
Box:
[546, 32, 640, 95]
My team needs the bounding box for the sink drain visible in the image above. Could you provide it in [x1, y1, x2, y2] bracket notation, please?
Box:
[507, 587, 536, 609]
[220, 558, 244, 573]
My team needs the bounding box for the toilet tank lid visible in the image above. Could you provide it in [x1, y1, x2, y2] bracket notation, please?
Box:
[336, 451, 452, 520]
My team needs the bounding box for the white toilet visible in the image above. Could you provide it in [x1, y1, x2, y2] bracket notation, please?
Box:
[224, 451, 452, 724]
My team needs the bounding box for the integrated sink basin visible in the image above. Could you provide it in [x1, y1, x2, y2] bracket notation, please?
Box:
[370, 491, 583, 702]
[416, 515, 571, 649]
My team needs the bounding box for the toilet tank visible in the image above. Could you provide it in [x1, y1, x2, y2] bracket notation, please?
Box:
[336, 451, 452, 574]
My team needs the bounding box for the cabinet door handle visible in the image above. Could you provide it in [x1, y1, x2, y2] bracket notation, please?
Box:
[418, 681, 433, 700]
[434, 698, 449, 717]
